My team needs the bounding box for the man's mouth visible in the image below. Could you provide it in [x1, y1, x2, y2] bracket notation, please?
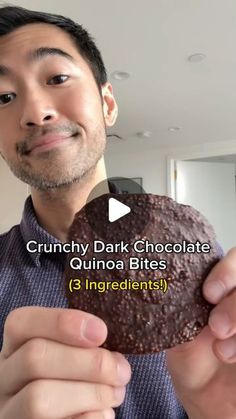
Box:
[25, 132, 78, 155]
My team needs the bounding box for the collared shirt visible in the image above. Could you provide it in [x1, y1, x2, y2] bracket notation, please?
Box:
[0, 195, 187, 419]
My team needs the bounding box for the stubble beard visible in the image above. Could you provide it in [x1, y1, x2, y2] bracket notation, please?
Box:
[7, 123, 106, 191]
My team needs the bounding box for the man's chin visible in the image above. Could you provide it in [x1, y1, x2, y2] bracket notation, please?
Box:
[26, 166, 97, 191]
[8, 146, 105, 191]
[27, 176, 83, 192]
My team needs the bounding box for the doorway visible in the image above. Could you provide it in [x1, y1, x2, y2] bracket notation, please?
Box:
[168, 154, 236, 253]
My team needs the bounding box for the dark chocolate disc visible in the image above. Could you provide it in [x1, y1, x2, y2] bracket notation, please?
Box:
[64, 194, 221, 354]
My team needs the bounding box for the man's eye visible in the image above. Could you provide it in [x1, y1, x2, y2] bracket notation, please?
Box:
[0, 93, 16, 106]
[48, 75, 69, 85]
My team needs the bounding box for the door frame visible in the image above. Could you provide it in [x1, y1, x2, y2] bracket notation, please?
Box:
[166, 142, 236, 200]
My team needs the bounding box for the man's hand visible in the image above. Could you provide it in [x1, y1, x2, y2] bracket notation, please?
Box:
[0, 307, 131, 419]
[166, 247, 236, 419]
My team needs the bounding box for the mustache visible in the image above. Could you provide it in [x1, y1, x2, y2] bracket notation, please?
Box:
[16, 123, 80, 156]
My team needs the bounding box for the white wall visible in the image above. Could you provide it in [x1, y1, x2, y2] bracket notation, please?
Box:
[105, 138, 236, 195]
[105, 147, 167, 195]
[105, 139, 236, 253]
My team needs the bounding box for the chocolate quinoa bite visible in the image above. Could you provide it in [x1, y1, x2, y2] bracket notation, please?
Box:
[64, 193, 221, 354]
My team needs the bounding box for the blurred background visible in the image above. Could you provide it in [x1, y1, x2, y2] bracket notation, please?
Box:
[1, 0, 236, 252]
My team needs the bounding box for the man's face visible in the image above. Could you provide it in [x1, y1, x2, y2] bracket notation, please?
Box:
[0, 23, 117, 190]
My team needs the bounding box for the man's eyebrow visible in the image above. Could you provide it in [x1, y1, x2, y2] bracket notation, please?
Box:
[0, 65, 9, 76]
[27, 47, 76, 63]
[0, 47, 76, 76]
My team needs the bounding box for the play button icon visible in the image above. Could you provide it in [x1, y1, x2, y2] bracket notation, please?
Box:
[109, 198, 131, 222]
[84, 177, 150, 242]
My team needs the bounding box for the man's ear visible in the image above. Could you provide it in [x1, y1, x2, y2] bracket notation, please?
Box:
[102, 82, 118, 127]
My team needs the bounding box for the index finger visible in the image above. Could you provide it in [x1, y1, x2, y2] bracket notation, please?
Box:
[1, 306, 107, 358]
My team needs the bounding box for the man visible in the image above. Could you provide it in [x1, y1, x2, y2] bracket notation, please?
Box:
[0, 5, 235, 419]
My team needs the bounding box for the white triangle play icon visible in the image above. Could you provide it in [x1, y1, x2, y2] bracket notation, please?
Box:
[108, 198, 131, 222]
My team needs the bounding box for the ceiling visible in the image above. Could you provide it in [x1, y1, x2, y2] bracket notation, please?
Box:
[3, 0, 236, 152]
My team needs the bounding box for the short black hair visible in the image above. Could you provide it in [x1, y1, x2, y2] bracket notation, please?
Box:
[0, 5, 108, 90]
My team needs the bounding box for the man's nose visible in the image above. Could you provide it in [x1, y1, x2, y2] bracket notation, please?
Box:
[19, 91, 59, 128]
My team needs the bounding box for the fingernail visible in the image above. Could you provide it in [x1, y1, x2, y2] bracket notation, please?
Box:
[115, 353, 131, 385]
[82, 317, 106, 343]
[114, 386, 126, 403]
[217, 338, 236, 360]
[209, 311, 232, 337]
[204, 280, 226, 302]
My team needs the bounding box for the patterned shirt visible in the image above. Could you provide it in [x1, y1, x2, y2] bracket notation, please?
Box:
[0, 195, 188, 419]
